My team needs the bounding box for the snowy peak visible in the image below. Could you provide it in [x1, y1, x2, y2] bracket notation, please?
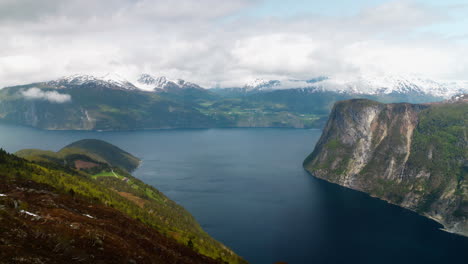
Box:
[137, 74, 156, 85]
[317, 75, 468, 98]
[136, 74, 202, 91]
[45, 73, 204, 92]
[101, 73, 136, 89]
[43, 73, 468, 98]
[244, 79, 280, 91]
[48, 74, 137, 90]
[241, 75, 468, 98]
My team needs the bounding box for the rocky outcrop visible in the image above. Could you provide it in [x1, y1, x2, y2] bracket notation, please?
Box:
[304, 98, 467, 236]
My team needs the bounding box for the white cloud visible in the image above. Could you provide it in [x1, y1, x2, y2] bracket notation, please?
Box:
[0, 0, 466, 88]
[21, 87, 71, 103]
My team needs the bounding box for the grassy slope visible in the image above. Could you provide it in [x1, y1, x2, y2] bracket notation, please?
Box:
[406, 103, 467, 214]
[0, 167, 222, 264]
[62, 139, 141, 172]
[16, 139, 140, 173]
[13, 141, 246, 264]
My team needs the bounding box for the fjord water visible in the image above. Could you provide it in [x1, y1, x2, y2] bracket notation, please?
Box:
[0, 123, 467, 264]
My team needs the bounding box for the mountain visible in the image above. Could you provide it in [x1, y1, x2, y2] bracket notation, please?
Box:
[8, 140, 247, 263]
[244, 79, 281, 91]
[232, 75, 467, 98]
[0, 73, 464, 131]
[48, 74, 138, 90]
[317, 75, 468, 98]
[0, 75, 325, 130]
[0, 77, 220, 130]
[26, 73, 468, 97]
[136, 74, 204, 91]
[136, 74, 220, 104]
[303, 96, 468, 236]
[211, 75, 466, 110]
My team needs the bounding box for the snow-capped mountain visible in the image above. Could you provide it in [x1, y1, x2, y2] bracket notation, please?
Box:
[243, 79, 281, 91]
[48, 74, 137, 90]
[40, 73, 205, 92]
[136, 74, 203, 91]
[318, 75, 468, 98]
[242, 75, 468, 98]
[43, 73, 467, 98]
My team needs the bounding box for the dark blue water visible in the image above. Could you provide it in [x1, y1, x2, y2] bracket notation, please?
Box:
[0, 123, 467, 264]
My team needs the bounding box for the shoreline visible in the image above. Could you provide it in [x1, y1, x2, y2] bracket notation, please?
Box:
[304, 169, 468, 238]
[0, 121, 323, 133]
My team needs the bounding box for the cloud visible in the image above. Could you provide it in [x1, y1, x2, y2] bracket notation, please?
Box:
[21, 87, 71, 103]
[0, 0, 466, 88]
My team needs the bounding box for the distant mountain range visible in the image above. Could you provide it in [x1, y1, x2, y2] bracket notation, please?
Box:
[47, 73, 139, 91]
[39, 73, 468, 98]
[234, 75, 468, 98]
[0, 73, 465, 131]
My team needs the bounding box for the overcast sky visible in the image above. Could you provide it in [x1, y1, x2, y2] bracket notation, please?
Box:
[0, 0, 467, 88]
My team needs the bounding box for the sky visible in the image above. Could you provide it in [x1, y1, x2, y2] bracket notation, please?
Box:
[0, 0, 467, 88]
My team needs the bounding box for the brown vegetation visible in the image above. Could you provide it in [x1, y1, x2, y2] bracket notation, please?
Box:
[0, 179, 221, 264]
[74, 159, 100, 170]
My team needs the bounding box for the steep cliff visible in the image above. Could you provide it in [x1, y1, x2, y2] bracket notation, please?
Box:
[304, 97, 467, 236]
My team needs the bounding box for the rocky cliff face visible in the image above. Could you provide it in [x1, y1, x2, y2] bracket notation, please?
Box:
[304, 98, 467, 236]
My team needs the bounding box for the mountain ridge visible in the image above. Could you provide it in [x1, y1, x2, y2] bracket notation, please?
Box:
[10, 73, 465, 98]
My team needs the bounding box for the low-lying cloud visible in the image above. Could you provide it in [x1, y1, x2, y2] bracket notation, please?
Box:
[21, 87, 71, 103]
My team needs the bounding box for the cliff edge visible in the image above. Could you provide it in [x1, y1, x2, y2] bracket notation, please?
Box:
[304, 96, 467, 236]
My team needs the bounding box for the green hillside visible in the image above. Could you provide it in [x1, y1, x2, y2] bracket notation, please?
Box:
[62, 139, 141, 172]
[11, 140, 246, 263]
[16, 139, 140, 173]
[0, 151, 223, 263]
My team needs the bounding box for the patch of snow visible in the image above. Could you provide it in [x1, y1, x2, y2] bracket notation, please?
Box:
[135, 73, 202, 91]
[41, 72, 468, 98]
[48, 73, 138, 90]
[20, 210, 39, 218]
[243, 74, 468, 98]
[84, 214, 94, 219]
[321, 75, 468, 98]
[244, 79, 281, 91]
[0, 194, 6, 197]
